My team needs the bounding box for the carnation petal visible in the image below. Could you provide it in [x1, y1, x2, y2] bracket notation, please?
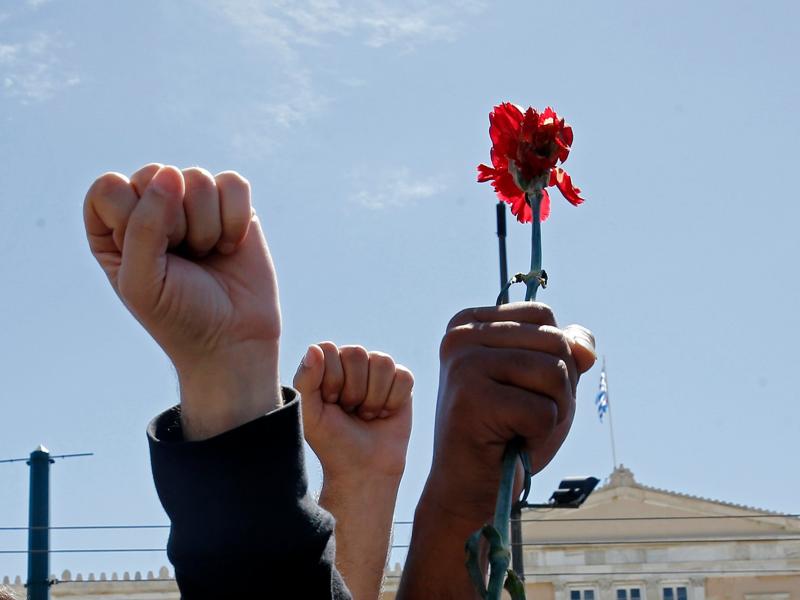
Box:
[561, 124, 574, 148]
[490, 103, 523, 147]
[477, 164, 496, 182]
[493, 170, 523, 201]
[539, 189, 551, 222]
[552, 168, 585, 206]
[507, 192, 532, 223]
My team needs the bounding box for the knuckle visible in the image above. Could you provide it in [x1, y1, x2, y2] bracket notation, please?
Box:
[539, 325, 572, 358]
[533, 302, 556, 324]
[86, 172, 128, 202]
[317, 340, 338, 354]
[183, 167, 216, 194]
[439, 325, 472, 359]
[446, 307, 477, 331]
[215, 170, 251, 193]
[340, 344, 369, 363]
[394, 365, 415, 390]
[369, 351, 395, 372]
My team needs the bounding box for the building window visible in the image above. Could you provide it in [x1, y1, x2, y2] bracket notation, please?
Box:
[570, 590, 596, 600]
[662, 586, 688, 600]
[617, 588, 643, 600]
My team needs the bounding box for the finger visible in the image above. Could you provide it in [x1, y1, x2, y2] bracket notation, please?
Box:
[563, 324, 597, 374]
[130, 163, 162, 197]
[130, 163, 187, 248]
[357, 352, 396, 420]
[442, 322, 579, 393]
[381, 365, 414, 418]
[447, 302, 558, 331]
[318, 341, 345, 403]
[470, 348, 574, 424]
[84, 172, 138, 257]
[182, 167, 221, 256]
[486, 381, 561, 447]
[445, 319, 573, 365]
[117, 166, 185, 314]
[215, 171, 252, 255]
[339, 345, 369, 412]
[293, 344, 325, 395]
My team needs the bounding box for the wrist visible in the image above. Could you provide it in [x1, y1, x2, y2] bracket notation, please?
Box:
[320, 470, 402, 506]
[176, 343, 282, 441]
[398, 483, 486, 600]
[418, 462, 499, 527]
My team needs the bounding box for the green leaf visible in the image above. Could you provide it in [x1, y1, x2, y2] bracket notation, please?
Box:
[504, 569, 527, 600]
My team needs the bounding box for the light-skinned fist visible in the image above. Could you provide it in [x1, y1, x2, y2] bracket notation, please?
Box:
[293, 342, 414, 482]
[84, 164, 281, 440]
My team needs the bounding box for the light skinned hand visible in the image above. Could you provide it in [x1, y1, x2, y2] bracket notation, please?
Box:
[294, 343, 413, 600]
[84, 164, 282, 440]
[293, 342, 414, 481]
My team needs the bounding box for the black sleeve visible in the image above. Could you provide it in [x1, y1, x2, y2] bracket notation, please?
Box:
[147, 387, 352, 599]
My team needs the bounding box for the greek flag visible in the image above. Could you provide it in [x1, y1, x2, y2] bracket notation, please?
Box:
[596, 369, 609, 422]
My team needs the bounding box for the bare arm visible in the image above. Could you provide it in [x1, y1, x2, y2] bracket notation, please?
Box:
[295, 343, 414, 599]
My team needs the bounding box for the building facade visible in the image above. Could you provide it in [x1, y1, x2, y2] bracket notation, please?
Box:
[4, 466, 799, 599]
[384, 466, 800, 600]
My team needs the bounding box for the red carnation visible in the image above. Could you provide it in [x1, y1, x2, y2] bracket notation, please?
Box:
[477, 103, 585, 223]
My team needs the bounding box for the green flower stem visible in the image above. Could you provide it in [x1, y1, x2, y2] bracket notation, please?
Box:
[492, 443, 519, 547]
[524, 190, 543, 301]
[485, 443, 519, 599]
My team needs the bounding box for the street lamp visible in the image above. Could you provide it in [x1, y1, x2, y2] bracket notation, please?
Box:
[510, 476, 600, 579]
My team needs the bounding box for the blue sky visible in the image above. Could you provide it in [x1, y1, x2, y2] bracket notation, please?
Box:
[1, 0, 799, 582]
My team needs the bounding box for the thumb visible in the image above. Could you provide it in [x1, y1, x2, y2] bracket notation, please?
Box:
[293, 345, 325, 395]
[564, 324, 597, 374]
[118, 166, 184, 314]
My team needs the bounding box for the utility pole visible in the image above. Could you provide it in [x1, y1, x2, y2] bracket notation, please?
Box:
[26, 446, 53, 600]
[2, 448, 93, 600]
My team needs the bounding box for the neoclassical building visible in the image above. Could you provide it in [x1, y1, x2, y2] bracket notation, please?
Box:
[4, 466, 799, 599]
[384, 465, 800, 599]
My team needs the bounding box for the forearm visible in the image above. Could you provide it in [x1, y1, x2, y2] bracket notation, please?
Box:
[320, 473, 401, 600]
[397, 485, 490, 600]
[176, 340, 282, 441]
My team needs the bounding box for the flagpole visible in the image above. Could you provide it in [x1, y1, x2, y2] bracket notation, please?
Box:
[603, 356, 619, 470]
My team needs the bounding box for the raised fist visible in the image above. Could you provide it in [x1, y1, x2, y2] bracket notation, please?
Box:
[84, 164, 282, 439]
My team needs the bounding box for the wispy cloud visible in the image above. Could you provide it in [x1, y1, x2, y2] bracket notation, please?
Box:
[0, 32, 79, 103]
[210, 0, 486, 151]
[350, 166, 444, 209]
[216, 0, 486, 50]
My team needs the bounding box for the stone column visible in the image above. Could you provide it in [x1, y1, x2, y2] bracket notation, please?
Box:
[599, 579, 614, 600]
[645, 577, 661, 600]
[554, 580, 568, 600]
[689, 577, 705, 600]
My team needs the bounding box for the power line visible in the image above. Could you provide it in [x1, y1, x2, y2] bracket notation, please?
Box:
[0, 525, 170, 532]
[516, 513, 800, 522]
[383, 568, 800, 579]
[0, 549, 165, 556]
[1, 513, 797, 532]
[388, 535, 800, 550]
